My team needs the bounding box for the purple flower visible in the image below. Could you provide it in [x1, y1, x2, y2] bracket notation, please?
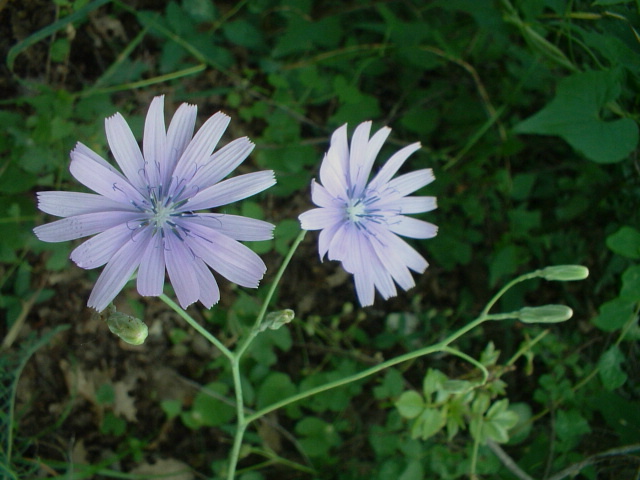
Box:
[34, 96, 275, 311]
[298, 122, 437, 307]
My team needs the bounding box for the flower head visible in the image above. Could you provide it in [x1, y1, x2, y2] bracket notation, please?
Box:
[34, 96, 275, 311]
[298, 122, 437, 306]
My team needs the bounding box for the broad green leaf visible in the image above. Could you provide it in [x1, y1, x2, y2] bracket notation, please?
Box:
[593, 298, 636, 332]
[514, 69, 638, 163]
[423, 369, 447, 398]
[257, 372, 297, 409]
[191, 382, 235, 427]
[598, 346, 628, 391]
[621, 265, 640, 301]
[395, 391, 424, 419]
[412, 408, 445, 440]
[606, 226, 640, 259]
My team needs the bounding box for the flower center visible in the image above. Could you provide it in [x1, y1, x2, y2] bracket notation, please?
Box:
[152, 202, 174, 228]
[346, 198, 367, 223]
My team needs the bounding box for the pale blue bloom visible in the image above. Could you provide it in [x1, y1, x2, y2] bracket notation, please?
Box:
[299, 122, 437, 306]
[34, 96, 275, 311]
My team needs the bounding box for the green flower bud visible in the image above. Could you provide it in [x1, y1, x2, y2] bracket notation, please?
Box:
[104, 305, 148, 345]
[261, 309, 295, 331]
[539, 265, 589, 282]
[518, 305, 573, 324]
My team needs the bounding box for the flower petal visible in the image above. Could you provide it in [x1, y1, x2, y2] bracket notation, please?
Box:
[190, 137, 255, 191]
[387, 168, 435, 196]
[317, 220, 342, 259]
[389, 216, 438, 239]
[395, 196, 437, 214]
[370, 237, 415, 291]
[319, 124, 349, 198]
[185, 223, 266, 288]
[299, 207, 342, 231]
[185, 170, 275, 211]
[354, 272, 375, 307]
[70, 223, 140, 269]
[105, 112, 146, 189]
[193, 258, 220, 308]
[368, 142, 421, 190]
[377, 228, 429, 273]
[164, 231, 199, 309]
[310, 180, 339, 208]
[137, 232, 166, 296]
[189, 214, 274, 241]
[165, 102, 198, 181]
[70, 146, 144, 204]
[143, 96, 167, 187]
[348, 121, 372, 192]
[354, 125, 391, 196]
[87, 229, 150, 311]
[34, 211, 141, 242]
[36, 191, 136, 217]
[173, 112, 230, 187]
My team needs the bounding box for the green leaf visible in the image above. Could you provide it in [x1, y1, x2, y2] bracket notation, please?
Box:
[514, 69, 638, 163]
[190, 382, 235, 427]
[412, 408, 445, 440]
[606, 226, 640, 259]
[422, 369, 447, 398]
[598, 345, 628, 390]
[620, 265, 640, 301]
[257, 372, 296, 409]
[395, 391, 424, 419]
[555, 409, 591, 449]
[593, 298, 636, 332]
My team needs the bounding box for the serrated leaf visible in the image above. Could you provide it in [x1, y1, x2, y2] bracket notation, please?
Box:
[514, 69, 638, 163]
[598, 346, 628, 390]
[606, 226, 640, 259]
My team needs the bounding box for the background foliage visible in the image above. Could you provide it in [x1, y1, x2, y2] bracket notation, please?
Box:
[1, 0, 639, 478]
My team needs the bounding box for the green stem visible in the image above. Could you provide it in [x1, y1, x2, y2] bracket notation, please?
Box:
[480, 271, 538, 317]
[226, 229, 307, 479]
[247, 314, 489, 424]
[159, 293, 233, 361]
[236, 230, 307, 359]
[441, 346, 489, 386]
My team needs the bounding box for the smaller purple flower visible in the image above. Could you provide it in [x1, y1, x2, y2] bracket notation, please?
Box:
[298, 122, 437, 307]
[34, 96, 275, 311]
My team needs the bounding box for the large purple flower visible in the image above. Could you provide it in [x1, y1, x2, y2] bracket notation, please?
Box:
[34, 96, 275, 311]
[298, 122, 437, 307]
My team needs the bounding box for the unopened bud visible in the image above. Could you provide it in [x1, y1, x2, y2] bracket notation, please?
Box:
[261, 309, 295, 331]
[104, 305, 148, 345]
[539, 265, 589, 282]
[518, 305, 573, 324]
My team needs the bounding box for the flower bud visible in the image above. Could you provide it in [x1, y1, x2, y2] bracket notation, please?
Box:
[518, 305, 573, 324]
[261, 309, 295, 331]
[539, 265, 589, 282]
[104, 305, 148, 345]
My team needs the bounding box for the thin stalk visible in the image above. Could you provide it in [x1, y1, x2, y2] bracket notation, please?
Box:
[247, 314, 489, 423]
[236, 230, 307, 359]
[159, 293, 233, 361]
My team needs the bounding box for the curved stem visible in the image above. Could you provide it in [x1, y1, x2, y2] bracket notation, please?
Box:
[159, 293, 234, 361]
[480, 271, 538, 317]
[247, 315, 489, 424]
[441, 346, 489, 386]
